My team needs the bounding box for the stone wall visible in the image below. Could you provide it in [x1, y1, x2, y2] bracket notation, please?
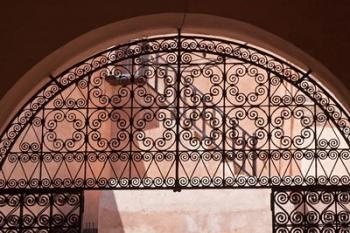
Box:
[97, 189, 272, 233]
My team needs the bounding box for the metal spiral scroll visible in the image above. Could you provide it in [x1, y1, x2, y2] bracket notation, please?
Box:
[0, 190, 82, 232]
[0, 34, 350, 190]
[272, 188, 350, 233]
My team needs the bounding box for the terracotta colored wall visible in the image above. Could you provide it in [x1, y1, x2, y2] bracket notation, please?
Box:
[97, 189, 272, 233]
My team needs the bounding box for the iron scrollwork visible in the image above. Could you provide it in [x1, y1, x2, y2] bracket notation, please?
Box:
[272, 187, 350, 233]
[0, 190, 83, 232]
[0, 34, 349, 190]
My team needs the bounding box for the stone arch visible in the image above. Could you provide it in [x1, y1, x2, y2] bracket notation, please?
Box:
[1, 14, 348, 132]
[1, 14, 350, 232]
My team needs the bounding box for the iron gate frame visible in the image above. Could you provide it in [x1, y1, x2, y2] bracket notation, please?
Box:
[0, 32, 350, 232]
[0, 188, 84, 233]
[271, 186, 350, 232]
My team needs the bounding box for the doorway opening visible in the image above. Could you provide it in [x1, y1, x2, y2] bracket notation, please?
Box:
[1, 33, 350, 232]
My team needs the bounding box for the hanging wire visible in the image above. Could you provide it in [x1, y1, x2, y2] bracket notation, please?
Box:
[178, 0, 190, 33]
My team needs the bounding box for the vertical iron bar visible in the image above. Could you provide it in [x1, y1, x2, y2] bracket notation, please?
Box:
[19, 192, 23, 233]
[242, 132, 246, 173]
[174, 30, 182, 192]
[39, 108, 45, 187]
[252, 133, 257, 177]
[303, 190, 306, 230]
[79, 190, 84, 233]
[268, 72, 271, 181]
[232, 125, 236, 174]
[334, 190, 338, 231]
[165, 56, 169, 105]
[222, 56, 227, 186]
[19, 192, 27, 233]
[84, 74, 91, 188]
[49, 192, 54, 232]
[155, 55, 159, 93]
[314, 97, 318, 183]
[203, 103, 206, 136]
[129, 58, 135, 185]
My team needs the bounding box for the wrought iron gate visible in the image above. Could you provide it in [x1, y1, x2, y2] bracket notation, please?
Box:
[272, 187, 350, 232]
[1, 33, 350, 232]
[0, 189, 83, 232]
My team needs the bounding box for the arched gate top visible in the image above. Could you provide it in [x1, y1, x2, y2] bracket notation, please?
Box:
[1, 33, 350, 190]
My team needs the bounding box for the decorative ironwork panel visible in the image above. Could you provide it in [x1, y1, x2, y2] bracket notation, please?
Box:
[0, 34, 350, 189]
[0, 190, 83, 232]
[272, 187, 350, 232]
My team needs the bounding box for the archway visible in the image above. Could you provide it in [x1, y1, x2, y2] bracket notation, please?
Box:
[1, 32, 350, 232]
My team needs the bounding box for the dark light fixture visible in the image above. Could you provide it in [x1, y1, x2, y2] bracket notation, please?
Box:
[105, 74, 131, 86]
[105, 74, 146, 86]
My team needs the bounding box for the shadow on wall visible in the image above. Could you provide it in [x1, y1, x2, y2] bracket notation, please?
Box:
[83, 189, 271, 233]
